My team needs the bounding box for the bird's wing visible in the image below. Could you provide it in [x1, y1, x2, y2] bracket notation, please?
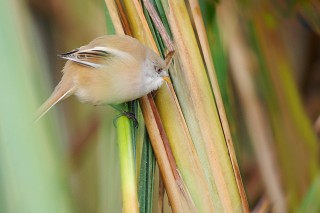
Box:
[58, 46, 134, 68]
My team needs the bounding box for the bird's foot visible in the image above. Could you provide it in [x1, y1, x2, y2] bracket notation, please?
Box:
[113, 111, 139, 128]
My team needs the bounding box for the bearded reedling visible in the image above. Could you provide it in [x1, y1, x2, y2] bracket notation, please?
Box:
[36, 35, 172, 122]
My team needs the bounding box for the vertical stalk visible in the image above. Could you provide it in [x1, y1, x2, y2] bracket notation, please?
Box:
[116, 116, 139, 213]
[104, 1, 139, 212]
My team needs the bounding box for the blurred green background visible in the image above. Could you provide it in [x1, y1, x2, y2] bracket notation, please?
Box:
[0, 0, 121, 212]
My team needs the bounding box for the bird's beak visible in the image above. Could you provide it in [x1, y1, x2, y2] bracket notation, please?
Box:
[163, 76, 170, 83]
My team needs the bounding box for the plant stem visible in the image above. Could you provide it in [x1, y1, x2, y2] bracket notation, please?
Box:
[116, 115, 139, 213]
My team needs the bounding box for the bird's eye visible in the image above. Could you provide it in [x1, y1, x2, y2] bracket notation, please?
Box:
[155, 66, 162, 73]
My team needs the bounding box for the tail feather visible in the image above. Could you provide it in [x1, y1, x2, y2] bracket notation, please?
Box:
[34, 83, 75, 122]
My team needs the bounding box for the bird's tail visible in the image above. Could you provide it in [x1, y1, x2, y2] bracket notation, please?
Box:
[34, 82, 75, 122]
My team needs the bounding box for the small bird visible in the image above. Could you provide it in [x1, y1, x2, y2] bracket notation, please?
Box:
[36, 35, 170, 121]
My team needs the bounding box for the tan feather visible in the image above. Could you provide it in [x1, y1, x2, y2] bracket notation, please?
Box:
[35, 80, 75, 122]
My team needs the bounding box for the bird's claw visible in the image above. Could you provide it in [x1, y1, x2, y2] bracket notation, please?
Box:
[113, 111, 139, 128]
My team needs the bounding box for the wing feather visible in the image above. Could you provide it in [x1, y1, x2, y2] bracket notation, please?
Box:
[58, 46, 134, 68]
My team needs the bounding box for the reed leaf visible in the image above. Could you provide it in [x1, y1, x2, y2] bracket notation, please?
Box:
[122, 1, 194, 211]
[160, 0, 244, 211]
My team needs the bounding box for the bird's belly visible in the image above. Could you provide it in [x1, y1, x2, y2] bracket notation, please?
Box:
[75, 79, 146, 105]
[73, 69, 164, 105]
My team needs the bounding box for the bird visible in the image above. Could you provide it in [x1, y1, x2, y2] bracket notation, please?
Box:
[35, 35, 170, 121]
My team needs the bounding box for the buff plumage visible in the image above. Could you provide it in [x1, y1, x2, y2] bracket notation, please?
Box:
[36, 35, 168, 120]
